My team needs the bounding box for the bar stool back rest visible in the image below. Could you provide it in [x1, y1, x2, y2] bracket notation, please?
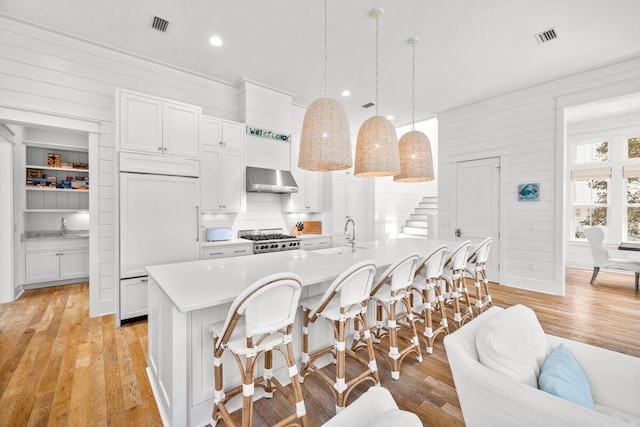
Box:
[446, 241, 472, 271]
[469, 238, 492, 265]
[416, 245, 448, 281]
[309, 261, 378, 320]
[215, 273, 303, 350]
[372, 253, 421, 296]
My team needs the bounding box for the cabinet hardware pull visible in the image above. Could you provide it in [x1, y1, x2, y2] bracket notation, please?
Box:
[60, 252, 64, 255]
[141, 278, 148, 282]
[158, 147, 162, 151]
[196, 206, 200, 241]
[163, 147, 167, 151]
[209, 252, 223, 256]
[233, 250, 245, 253]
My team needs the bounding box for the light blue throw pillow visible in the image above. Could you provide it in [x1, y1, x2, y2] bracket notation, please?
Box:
[538, 344, 594, 408]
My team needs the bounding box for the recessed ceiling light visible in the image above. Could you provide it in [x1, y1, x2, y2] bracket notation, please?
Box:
[209, 35, 223, 47]
[386, 115, 395, 120]
[341, 90, 351, 97]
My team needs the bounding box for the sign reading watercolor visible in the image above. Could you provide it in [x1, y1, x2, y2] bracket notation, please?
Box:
[246, 126, 290, 142]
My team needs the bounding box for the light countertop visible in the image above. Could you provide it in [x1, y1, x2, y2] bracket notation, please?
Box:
[147, 238, 456, 313]
[22, 230, 89, 241]
[297, 234, 332, 240]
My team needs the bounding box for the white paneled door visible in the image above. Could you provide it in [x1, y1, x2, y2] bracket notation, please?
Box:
[455, 157, 500, 282]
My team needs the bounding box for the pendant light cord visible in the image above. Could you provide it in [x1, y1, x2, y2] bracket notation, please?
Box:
[324, 0, 328, 97]
[412, 41, 416, 130]
[375, 12, 379, 115]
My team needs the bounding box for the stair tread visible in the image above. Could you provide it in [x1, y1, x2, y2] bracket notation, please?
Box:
[406, 221, 429, 227]
[402, 226, 429, 235]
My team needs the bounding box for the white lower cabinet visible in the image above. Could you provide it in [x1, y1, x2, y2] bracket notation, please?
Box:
[24, 238, 89, 284]
[200, 243, 252, 260]
[300, 237, 332, 250]
[120, 277, 149, 320]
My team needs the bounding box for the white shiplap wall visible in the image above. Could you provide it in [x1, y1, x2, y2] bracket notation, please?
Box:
[0, 16, 239, 316]
[438, 55, 640, 294]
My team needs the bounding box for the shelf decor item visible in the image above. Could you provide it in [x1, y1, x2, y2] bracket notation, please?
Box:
[355, 8, 401, 177]
[27, 169, 42, 178]
[47, 153, 61, 167]
[298, 0, 352, 172]
[394, 37, 434, 183]
[518, 183, 540, 201]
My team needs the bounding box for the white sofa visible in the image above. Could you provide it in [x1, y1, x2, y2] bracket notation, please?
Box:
[444, 306, 640, 427]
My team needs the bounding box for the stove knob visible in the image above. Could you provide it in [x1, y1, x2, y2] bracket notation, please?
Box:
[281, 244, 286, 248]
[271, 244, 277, 248]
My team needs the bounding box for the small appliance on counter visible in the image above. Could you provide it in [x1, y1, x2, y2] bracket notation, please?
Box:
[207, 227, 233, 242]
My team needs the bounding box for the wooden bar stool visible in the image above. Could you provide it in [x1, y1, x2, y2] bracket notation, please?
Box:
[209, 273, 307, 427]
[442, 241, 473, 328]
[464, 237, 493, 314]
[410, 245, 449, 354]
[355, 253, 423, 380]
[299, 260, 380, 413]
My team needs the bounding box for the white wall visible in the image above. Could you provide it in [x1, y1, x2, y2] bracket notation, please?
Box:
[0, 15, 239, 315]
[374, 118, 438, 239]
[438, 55, 640, 294]
[0, 124, 14, 303]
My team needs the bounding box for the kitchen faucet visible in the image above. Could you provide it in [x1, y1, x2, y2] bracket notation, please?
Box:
[344, 218, 356, 252]
[60, 217, 68, 236]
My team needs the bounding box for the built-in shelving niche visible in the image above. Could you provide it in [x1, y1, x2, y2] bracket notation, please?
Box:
[25, 143, 89, 212]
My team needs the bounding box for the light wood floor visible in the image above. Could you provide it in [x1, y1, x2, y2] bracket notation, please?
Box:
[1, 268, 638, 426]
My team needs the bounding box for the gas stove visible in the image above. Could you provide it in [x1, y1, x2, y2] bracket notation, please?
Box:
[238, 229, 301, 254]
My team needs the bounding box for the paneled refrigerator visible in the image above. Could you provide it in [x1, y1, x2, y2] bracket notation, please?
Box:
[119, 157, 200, 321]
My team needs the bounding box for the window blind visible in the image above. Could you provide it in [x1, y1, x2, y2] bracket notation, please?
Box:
[571, 167, 612, 181]
[623, 164, 640, 178]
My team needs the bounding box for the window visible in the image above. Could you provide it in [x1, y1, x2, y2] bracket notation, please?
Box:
[569, 131, 640, 241]
[571, 167, 610, 239]
[576, 140, 608, 163]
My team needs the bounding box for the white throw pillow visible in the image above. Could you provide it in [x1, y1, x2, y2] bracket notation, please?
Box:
[475, 305, 552, 388]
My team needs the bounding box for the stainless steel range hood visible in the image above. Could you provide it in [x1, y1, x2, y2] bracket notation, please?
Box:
[246, 166, 298, 193]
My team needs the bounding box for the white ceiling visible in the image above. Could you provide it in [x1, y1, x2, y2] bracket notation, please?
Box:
[2, 0, 640, 125]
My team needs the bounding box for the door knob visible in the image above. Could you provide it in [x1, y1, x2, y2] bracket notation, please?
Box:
[455, 228, 463, 237]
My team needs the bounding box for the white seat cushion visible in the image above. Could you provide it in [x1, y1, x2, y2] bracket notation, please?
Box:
[475, 304, 552, 388]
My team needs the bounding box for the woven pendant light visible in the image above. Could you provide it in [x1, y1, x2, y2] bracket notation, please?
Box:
[394, 37, 434, 182]
[298, 0, 352, 172]
[355, 8, 400, 177]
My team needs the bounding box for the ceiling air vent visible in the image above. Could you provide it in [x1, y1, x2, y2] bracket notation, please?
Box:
[362, 102, 375, 109]
[151, 16, 170, 32]
[535, 27, 558, 44]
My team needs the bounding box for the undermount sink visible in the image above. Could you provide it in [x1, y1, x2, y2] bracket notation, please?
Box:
[312, 246, 369, 255]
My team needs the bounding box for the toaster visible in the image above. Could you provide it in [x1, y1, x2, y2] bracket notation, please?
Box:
[207, 227, 232, 242]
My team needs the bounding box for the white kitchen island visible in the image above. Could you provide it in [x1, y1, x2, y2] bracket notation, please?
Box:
[146, 237, 453, 427]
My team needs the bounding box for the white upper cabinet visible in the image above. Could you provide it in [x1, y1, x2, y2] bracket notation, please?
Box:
[200, 146, 244, 212]
[283, 135, 323, 212]
[332, 173, 361, 234]
[200, 116, 245, 151]
[163, 102, 199, 157]
[120, 90, 200, 158]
